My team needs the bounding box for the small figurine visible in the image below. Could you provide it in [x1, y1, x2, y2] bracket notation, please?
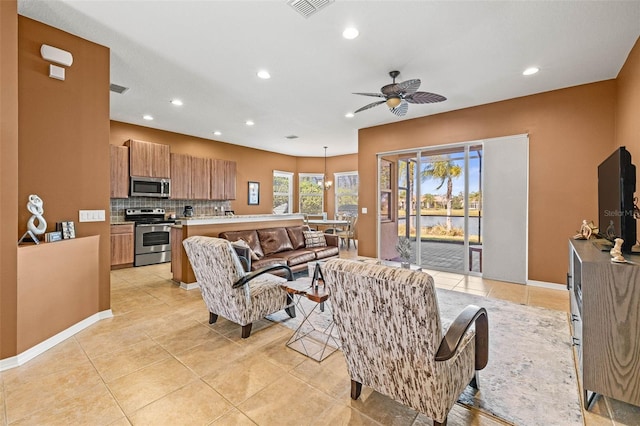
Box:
[573, 219, 595, 240]
[610, 238, 625, 262]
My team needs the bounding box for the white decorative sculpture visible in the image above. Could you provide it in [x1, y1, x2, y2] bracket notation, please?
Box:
[610, 238, 625, 263]
[19, 194, 47, 244]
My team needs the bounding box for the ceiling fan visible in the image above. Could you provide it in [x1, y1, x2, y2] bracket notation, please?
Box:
[353, 70, 446, 117]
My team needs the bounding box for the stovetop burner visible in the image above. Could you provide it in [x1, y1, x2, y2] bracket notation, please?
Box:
[125, 208, 175, 224]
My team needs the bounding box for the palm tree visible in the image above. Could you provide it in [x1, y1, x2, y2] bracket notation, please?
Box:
[422, 156, 462, 231]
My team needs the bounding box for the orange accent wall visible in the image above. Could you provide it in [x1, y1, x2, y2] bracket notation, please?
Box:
[17, 16, 111, 315]
[0, 0, 19, 359]
[110, 121, 357, 216]
[358, 81, 618, 284]
[616, 38, 640, 159]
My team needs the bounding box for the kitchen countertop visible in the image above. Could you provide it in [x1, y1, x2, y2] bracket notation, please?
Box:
[174, 213, 304, 226]
[110, 221, 135, 226]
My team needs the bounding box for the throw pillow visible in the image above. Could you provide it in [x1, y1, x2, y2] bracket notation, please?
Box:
[303, 230, 327, 248]
[232, 239, 259, 260]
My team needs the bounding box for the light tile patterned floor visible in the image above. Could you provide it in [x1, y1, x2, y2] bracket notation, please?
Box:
[0, 246, 638, 425]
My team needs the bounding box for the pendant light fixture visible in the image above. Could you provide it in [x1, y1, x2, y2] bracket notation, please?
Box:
[320, 146, 332, 190]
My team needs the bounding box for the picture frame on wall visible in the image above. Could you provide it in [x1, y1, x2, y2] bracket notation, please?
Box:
[248, 181, 260, 205]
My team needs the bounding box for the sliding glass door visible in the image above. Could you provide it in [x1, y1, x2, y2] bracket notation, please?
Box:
[382, 144, 483, 274]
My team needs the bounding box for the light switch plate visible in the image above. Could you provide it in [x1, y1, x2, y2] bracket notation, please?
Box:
[361, 207, 368, 214]
[79, 210, 105, 222]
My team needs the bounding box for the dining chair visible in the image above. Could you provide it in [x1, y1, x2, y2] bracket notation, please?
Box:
[336, 215, 358, 249]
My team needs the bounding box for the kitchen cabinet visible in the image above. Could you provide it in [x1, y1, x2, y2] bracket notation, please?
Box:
[190, 156, 211, 200]
[125, 139, 170, 178]
[224, 160, 237, 200]
[111, 223, 134, 268]
[568, 239, 640, 408]
[170, 153, 191, 199]
[110, 145, 129, 198]
[210, 159, 237, 200]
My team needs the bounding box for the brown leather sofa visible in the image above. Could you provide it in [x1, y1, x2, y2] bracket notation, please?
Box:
[219, 225, 339, 274]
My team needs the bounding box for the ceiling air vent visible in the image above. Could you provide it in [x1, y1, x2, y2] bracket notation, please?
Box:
[110, 83, 129, 94]
[287, 0, 334, 18]
[285, 135, 299, 140]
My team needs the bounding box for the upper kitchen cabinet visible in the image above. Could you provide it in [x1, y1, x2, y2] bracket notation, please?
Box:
[224, 160, 237, 200]
[210, 159, 237, 200]
[125, 139, 170, 178]
[110, 145, 129, 198]
[191, 156, 211, 200]
[170, 153, 191, 199]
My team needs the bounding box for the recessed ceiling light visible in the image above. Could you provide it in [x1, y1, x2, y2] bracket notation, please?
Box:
[213, 131, 221, 136]
[170, 99, 183, 106]
[523, 67, 539, 76]
[343, 27, 359, 40]
[143, 114, 154, 120]
[257, 70, 271, 79]
[246, 120, 255, 126]
[345, 112, 354, 118]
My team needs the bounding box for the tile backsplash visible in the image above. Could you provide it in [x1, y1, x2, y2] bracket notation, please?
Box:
[110, 198, 232, 222]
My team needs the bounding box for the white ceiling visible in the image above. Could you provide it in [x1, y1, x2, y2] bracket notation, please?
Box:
[18, 0, 640, 157]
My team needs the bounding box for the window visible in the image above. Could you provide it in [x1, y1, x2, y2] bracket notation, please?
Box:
[334, 171, 358, 216]
[380, 159, 393, 221]
[273, 171, 293, 214]
[299, 173, 324, 214]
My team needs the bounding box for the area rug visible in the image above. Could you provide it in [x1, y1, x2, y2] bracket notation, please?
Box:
[268, 278, 583, 426]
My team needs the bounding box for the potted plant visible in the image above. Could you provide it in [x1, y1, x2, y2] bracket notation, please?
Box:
[396, 237, 412, 268]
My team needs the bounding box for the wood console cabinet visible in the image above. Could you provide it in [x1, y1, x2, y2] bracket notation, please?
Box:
[568, 239, 640, 408]
[125, 139, 170, 178]
[111, 223, 134, 268]
[110, 145, 129, 198]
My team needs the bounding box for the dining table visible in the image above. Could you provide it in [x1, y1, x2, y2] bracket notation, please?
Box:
[307, 219, 349, 230]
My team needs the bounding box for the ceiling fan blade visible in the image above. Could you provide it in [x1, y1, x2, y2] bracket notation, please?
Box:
[390, 101, 408, 117]
[354, 100, 386, 113]
[381, 83, 400, 96]
[353, 92, 385, 98]
[396, 79, 421, 95]
[405, 91, 447, 104]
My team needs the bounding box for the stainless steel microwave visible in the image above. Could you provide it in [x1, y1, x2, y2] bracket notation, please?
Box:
[130, 176, 171, 198]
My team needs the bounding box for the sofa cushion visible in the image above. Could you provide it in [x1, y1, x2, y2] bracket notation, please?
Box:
[308, 245, 339, 259]
[219, 230, 264, 258]
[303, 230, 327, 248]
[257, 227, 294, 256]
[251, 256, 288, 271]
[286, 226, 307, 250]
[278, 249, 317, 267]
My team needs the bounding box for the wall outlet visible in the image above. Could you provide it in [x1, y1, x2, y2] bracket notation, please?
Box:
[361, 207, 368, 214]
[79, 209, 105, 222]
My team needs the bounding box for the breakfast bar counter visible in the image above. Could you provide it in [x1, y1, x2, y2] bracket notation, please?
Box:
[171, 214, 305, 288]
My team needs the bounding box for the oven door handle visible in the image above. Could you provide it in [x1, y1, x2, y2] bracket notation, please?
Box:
[136, 223, 171, 228]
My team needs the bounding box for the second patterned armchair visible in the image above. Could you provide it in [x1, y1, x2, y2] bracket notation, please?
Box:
[182, 236, 296, 338]
[322, 258, 489, 426]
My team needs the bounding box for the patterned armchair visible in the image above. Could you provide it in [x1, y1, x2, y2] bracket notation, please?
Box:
[322, 259, 489, 426]
[182, 236, 296, 338]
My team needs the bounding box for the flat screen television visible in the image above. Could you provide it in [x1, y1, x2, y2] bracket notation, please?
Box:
[598, 146, 636, 252]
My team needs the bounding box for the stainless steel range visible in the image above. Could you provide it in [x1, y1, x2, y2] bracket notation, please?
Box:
[125, 208, 175, 267]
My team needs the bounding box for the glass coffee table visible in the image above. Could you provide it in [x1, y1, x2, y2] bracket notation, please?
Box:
[282, 263, 340, 362]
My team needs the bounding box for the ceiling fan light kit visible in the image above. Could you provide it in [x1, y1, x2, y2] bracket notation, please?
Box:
[353, 70, 446, 117]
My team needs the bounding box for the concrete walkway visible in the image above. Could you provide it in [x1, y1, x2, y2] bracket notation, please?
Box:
[406, 240, 482, 273]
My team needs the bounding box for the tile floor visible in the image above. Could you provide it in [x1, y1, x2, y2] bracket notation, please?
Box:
[1, 246, 639, 425]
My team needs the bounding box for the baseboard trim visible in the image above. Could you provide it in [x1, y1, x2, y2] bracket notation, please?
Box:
[180, 281, 200, 291]
[0, 309, 113, 372]
[527, 279, 567, 290]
